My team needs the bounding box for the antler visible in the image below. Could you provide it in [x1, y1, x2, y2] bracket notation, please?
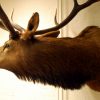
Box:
[11, 9, 25, 32]
[0, 5, 19, 39]
[54, 9, 59, 25]
[0, 9, 25, 33]
[0, 0, 99, 40]
[33, 0, 100, 35]
[0, 20, 8, 31]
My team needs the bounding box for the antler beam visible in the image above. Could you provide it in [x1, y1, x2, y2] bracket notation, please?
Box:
[0, 5, 19, 39]
[0, 20, 8, 31]
[34, 0, 100, 35]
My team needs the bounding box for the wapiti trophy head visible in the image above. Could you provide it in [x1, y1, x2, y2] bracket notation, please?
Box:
[0, 0, 100, 91]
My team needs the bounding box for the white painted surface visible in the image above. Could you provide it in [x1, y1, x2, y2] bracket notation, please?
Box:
[65, 0, 100, 37]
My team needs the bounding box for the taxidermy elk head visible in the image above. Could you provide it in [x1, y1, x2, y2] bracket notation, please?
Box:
[0, 0, 100, 91]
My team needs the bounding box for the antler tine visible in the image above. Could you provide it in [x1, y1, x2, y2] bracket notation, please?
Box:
[0, 5, 19, 39]
[0, 20, 25, 32]
[11, 9, 25, 32]
[34, 0, 100, 35]
[12, 23, 25, 32]
[0, 9, 25, 33]
[54, 9, 59, 25]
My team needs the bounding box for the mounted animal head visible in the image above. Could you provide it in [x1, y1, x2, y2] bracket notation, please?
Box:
[0, 0, 100, 91]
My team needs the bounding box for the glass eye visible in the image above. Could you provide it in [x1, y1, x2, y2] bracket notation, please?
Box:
[4, 44, 10, 48]
[3, 43, 11, 51]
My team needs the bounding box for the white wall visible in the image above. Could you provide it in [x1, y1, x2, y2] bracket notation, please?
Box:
[65, 0, 100, 37]
[0, 0, 60, 100]
[60, 0, 100, 100]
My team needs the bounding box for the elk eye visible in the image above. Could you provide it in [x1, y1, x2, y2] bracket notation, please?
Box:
[3, 43, 12, 52]
[5, 44, 10, 48]
[3, 43, 11, 50]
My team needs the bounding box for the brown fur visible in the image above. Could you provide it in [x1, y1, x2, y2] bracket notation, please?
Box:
[0, 2, 100, 90]
[0, 26, 100, 90]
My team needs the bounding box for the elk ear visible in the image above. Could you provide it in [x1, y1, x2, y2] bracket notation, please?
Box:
[21, 12, 39, 40]
[27, 12, 39, 32]
[39, 30, 60, 38]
